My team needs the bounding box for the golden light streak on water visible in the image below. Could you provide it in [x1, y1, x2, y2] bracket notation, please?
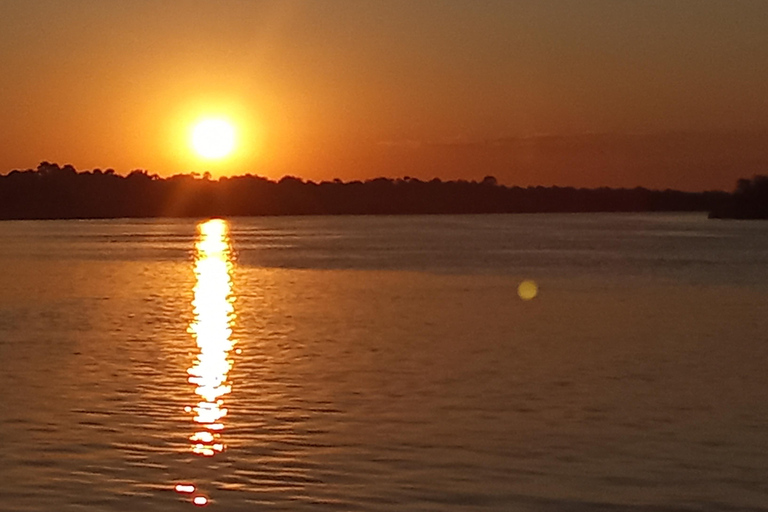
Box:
[187, 219, 236, 458]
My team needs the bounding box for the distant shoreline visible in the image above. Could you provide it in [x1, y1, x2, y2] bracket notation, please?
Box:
[708, 175, 768, 220]
[0, 211, 719, 223]
[0, 162, 749, 221]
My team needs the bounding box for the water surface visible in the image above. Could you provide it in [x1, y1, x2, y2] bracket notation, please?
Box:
[1, 213, 768, 511]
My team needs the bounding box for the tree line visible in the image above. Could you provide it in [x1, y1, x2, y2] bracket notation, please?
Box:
[709, 175, 768, 219]
[0, 162, 734, 220]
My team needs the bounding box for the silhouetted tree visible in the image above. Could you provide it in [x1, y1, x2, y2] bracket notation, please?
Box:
[710, 175, 768, 219]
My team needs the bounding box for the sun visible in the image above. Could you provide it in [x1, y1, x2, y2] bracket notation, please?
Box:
[191, 119, 236, 159]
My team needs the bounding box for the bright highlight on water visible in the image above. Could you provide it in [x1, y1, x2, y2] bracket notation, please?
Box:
[174, 484, 195, 494]
[187, 219, 236, 457]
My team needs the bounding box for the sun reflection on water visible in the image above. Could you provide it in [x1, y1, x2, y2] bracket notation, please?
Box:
[187, 219, 236, 458]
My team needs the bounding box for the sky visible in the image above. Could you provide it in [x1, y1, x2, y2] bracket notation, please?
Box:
[1, 0, 767, 190]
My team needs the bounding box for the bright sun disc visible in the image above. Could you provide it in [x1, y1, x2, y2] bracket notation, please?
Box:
[192, 119, 236, 159]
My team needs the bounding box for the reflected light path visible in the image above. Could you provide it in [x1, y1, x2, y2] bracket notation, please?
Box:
[187, 219, 236, 458]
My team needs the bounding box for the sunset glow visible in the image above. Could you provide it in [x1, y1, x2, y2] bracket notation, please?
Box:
[3, 3, 767, 188]
[6, 3, 768, 511]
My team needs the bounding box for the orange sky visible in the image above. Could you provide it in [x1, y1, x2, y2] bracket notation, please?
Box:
[1, 1, 767, 190]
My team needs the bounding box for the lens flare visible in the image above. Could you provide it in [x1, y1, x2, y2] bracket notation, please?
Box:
[187, 219, 236, 457]
[517, 280, 538, 301]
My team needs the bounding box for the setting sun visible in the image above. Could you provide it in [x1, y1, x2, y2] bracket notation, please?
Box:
[191, 119, 236, 160]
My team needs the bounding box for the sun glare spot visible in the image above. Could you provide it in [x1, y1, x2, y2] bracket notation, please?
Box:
[191, 119, 236, 159]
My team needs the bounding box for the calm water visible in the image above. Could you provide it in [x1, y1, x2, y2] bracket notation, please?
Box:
[1, 213, 768, 511]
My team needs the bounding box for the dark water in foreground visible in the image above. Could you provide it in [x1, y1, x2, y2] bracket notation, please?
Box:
[1, 213, 768, 511]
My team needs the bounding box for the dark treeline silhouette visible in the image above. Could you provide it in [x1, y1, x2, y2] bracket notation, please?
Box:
[0, 162, 729, 220]
[709, 175, 768, 219]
